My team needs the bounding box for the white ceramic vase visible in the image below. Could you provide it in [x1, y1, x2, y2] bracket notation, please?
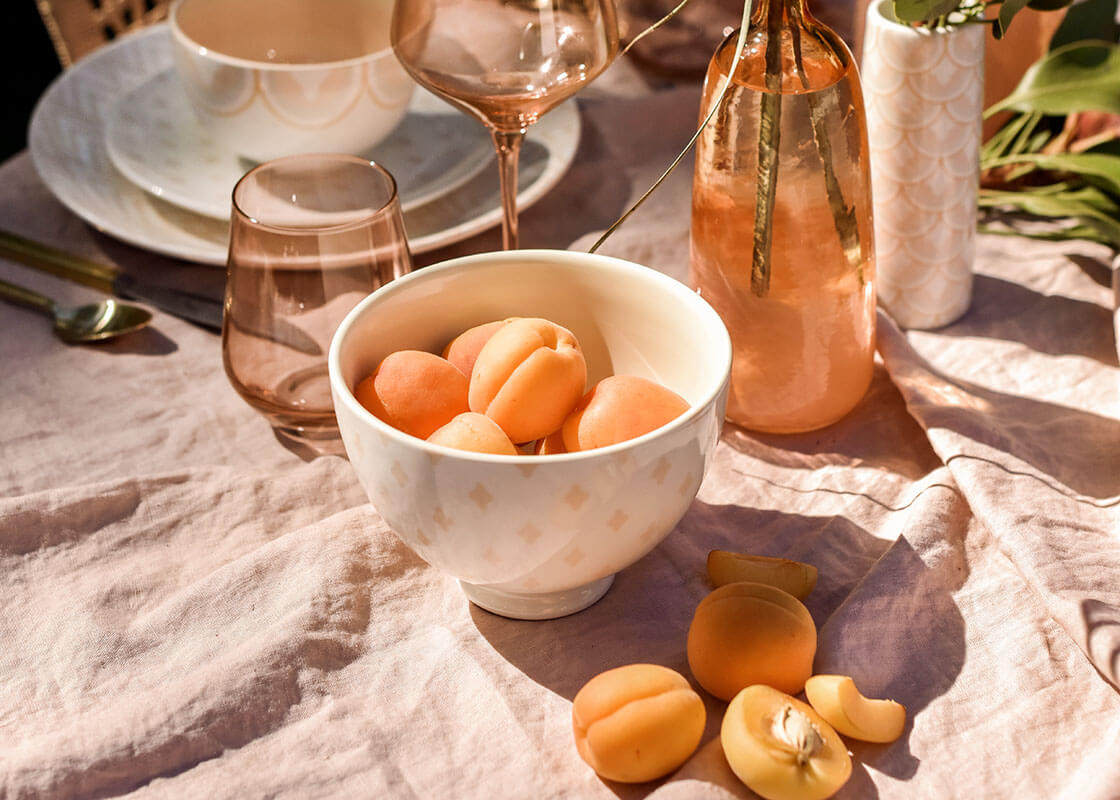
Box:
[861, 0, 985, 329]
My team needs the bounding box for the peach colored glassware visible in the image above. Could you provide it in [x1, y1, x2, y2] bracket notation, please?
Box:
[223, 153, 412, 452]
[690, 0, 876, 434]
[391, 0, 619, 250]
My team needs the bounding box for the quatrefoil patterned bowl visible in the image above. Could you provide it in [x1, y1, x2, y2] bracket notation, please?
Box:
[329, 249, 731, 620]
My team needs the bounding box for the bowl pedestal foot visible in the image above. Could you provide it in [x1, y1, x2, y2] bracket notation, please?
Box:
[460, 574, 615, 620]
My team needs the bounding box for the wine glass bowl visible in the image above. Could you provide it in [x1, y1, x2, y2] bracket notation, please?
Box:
[391, 0, 619, 248]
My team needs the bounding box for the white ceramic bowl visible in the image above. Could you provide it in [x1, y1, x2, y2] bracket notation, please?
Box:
[328, 250, 731, 620]
[168, 0, 415, 163]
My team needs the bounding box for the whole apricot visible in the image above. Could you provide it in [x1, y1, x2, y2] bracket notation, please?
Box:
[427, 412, 518, 456]
[469, 317, 587, 444]
[442, 319, 512, 378]
[686, 582, 816, 701]
[354, 350, 469, 440]
[572, 664, 706, 783]
[561, 375, 689, 452]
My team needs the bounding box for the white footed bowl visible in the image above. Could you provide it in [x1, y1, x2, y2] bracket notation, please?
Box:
[168, 0, 414, 163]
[328, 250, 731, 620]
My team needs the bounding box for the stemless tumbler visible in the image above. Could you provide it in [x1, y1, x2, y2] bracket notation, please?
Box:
[223, 153, 412, 452]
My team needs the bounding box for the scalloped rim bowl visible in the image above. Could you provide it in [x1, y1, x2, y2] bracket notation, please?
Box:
[328, 249, 731, 619]
[167, 0, 414, 162]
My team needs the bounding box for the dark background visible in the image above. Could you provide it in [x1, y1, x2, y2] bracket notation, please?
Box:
[3, 2, 64, 162]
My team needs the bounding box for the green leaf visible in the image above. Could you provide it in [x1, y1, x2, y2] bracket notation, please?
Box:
[983, 151, 1120, 195]
[983, 112, 1027, 158]
[979, 221, 1116, 245]
[1049, 0, 1119, 49]
[978, 185, 1120, 244]
[1007, 111, 1044, 154]
[1025, 130, 1054, 152]
[996, 0, 1033, 39]
[984, 41, 1120, 118]
[892, 0, 960, 25]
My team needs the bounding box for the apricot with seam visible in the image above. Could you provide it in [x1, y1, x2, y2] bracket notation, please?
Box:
[469, 317, 587, 444]
[572, 664, 706, 783]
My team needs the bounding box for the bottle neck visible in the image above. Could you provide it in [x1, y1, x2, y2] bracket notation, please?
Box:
[751, 0, 813, 31]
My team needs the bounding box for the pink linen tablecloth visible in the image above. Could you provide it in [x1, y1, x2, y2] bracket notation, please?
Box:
[2, 59, 1119, 800]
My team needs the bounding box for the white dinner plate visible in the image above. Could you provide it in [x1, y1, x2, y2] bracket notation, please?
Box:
[29, 25, 580, 264]
[104, 70, 496, 220]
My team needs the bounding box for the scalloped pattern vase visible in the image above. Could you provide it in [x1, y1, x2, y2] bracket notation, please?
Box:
[862, 0, 985, 329]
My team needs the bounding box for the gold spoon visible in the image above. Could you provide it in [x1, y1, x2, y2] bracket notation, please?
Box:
[0, 277, 152, 343]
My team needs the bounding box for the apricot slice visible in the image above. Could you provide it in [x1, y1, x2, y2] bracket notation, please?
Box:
[354, 350, 469, 440]
[721, 685, 852, 800]
[706, 551, 818, 600]
[572, 664, 706, 783]
[803, 675, 906, 744]
[442, 319, 511, 378]
[469, 317, 587, 444]
[427, 412, 518, 456]
[561, 375, 689, 452]
[686, 582, 816, 701]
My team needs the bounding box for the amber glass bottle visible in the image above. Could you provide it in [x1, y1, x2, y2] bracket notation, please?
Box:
[690, 0, 875, 434]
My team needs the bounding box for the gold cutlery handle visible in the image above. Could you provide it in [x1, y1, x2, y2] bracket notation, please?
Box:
[0, 277, 55, 318]
[0, 229, 118, 295]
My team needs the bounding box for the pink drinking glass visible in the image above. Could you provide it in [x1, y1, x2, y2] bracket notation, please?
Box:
[222, 153, 412, 453]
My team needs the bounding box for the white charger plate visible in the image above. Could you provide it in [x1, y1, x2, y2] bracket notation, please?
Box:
[104, 70, 496, 220]
[29, 25, 580, 264]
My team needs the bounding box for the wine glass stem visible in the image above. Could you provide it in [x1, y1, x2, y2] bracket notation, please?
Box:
[491, 129, 525, 250]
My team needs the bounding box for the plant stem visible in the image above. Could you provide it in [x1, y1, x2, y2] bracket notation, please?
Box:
[587, 0, 754, 254]
[1005, 163, 1038, 181]
[752, 0, 784, 297]
[789, 4, 863, 284]
[1008, 111, 1043, 156]
[981, 111, 1029, 162]
[978, 222, 1114, 245]
[980, 181, 1074, 198]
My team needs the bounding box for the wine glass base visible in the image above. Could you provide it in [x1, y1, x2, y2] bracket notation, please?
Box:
[269, 421, 346, 458]
[459, 574, 615, 620]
